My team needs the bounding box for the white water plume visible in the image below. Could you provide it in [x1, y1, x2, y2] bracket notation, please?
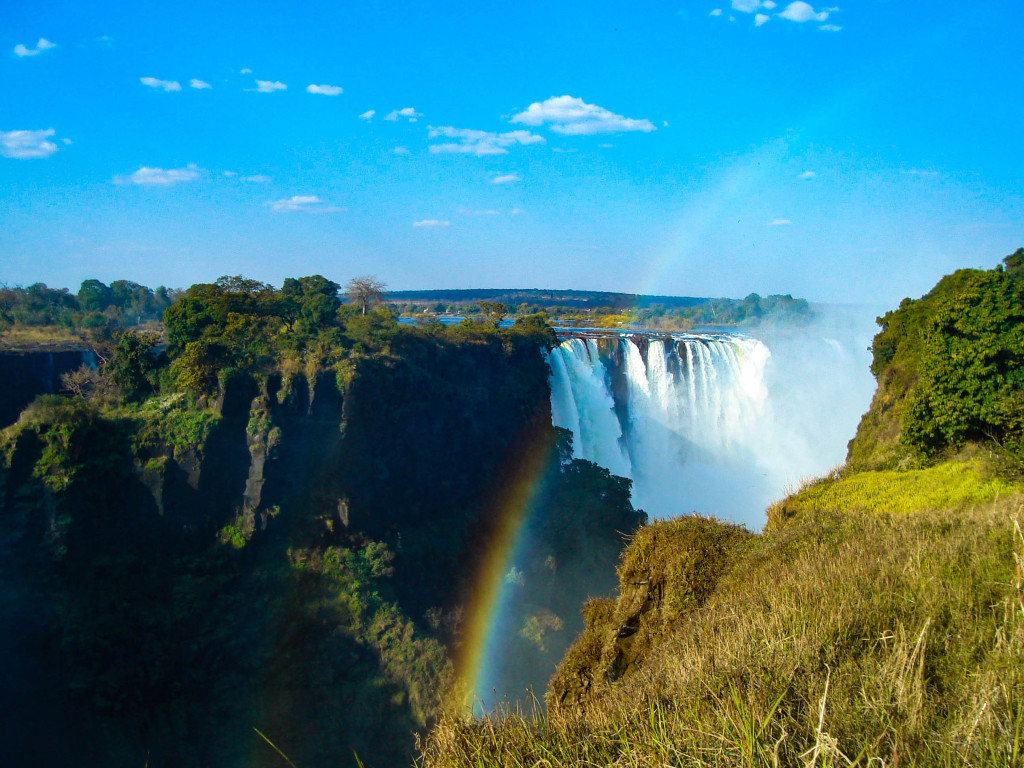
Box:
[548, 317, 875, 527]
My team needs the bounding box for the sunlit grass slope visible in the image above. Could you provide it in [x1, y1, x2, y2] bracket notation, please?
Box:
[769, 460, 1017, 520]
[422, 494, 1024, 767]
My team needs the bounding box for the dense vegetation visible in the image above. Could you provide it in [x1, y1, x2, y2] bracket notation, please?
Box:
[848, 248, 1024, 472]
[0, 274, 644, 768]
[421, 250, 1024, 768]
[0, 279, 175, 347]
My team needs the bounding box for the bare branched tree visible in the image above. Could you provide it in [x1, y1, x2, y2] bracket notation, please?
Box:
[345, 275, 387, 316]
[61, 364, 100, 399]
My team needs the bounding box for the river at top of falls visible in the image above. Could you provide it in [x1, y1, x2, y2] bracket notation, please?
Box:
[547, 324, 875, 528]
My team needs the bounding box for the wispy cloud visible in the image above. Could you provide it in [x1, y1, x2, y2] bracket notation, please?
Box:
[13, 38, 56, 57]
[249, 80, 287, 93]
[393, 146, 411, 156]
[778, 1, 831, 22]
[768, 218, 793, 226]
[820, 23, 842, 31]
[731, 0, 776, 12]
[116, 164, 202, 186]
[490, 173, 521, 184]
[510, 208, 525, 215]
[386, 107, 422, 122]
[905, 168, 939, 177]
[141, 77, 181, 92]
[755, 13, 770, 25]
[412, 219, 450, 227]
[0, 129, 60, 159]
[510, 95, 656, 135]
[190, 78, 212, 90]
[240, 68, 252, 74]
[798, 170, 815, 179]
[266, 195, 343, 213]
[710, 8, 723, 15]
[359, 110, 376, 121]
[428, 126, 544, 156]
[307, 83, 343, 96]
[241, 174, 272, 183]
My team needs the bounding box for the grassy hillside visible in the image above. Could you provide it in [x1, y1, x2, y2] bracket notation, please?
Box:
[423, 495, 1023, 767]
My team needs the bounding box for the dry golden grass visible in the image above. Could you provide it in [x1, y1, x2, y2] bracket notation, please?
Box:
[0, 326, 91, 350]
[421, 495, 1024, 767]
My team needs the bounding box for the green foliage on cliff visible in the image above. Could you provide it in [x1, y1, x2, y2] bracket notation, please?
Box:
[848, 248, 1024, 471]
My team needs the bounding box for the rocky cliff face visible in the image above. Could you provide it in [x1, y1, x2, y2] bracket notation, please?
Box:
[0, 332, 641, 768]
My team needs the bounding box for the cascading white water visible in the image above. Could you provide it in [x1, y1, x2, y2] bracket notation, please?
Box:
[547, 330, 863, 527]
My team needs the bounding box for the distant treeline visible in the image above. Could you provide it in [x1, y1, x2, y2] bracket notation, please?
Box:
[388, 288, 811, 329]
[386, 287, 709, 311]
[0, 279, 177, 343]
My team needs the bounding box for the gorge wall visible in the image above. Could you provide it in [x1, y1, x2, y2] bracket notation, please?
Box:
[0, 330, 642, 768]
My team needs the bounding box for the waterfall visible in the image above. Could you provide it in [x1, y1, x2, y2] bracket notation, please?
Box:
[548, 331, 836, 527]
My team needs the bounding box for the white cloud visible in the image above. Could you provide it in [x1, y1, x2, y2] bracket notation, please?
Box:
[141, 77, 182, 92]
[732, 0, 762, 11]
[117, 164, 202, 186]
[906, 168, 939, 177]
[490, 173, 521, 184]
[798, 170, 815, 179]
[471, 209, 501, 216]
[190, 78, 212, 90]
[266, 195, 343, 213]
[768, 218, 792, 226]
[223, 170, 238, 177]
[778, 1, 830, 22]
[0, 129, 59, 159]
[710, 8, 723, 15]
[240, 68, 252, 74]
[428, 126, 544, 156]
[359, 110, 376, 121]
[13, 38, 57, 57]
[392, 146, 411, 156]
[762, 1, 777, 8]
[307, 83, 343, 96]
[413, 219, 450, 227]
[241, 174, 272, 183]
[386, 107, 422, 122]
[250, 80, 287, 93]
[61, 137, 72, 145]
[510, 208, 525, 215]
[510, 95, 656, 135]
[755, 13, 770, 25]
[820, 23, 842, 31]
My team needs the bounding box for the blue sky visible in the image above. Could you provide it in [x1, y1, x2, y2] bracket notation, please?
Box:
[2, 0, 1022, 305]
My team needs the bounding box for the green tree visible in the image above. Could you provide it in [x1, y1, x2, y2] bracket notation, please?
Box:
[902, 267, 1024, 456]
[77, 279, 113, 311]
[478, 301, 508, 327]
[109, 331, 161, 402]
